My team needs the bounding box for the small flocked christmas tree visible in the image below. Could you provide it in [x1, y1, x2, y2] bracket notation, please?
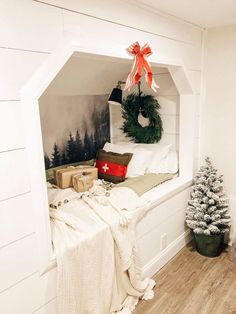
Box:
[186, 157, 230, 236]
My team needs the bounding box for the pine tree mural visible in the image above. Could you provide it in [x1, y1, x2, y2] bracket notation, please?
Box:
[93, 127, 100, 154]
[186, 157, 231, 235]
[66, 132, 78, 163]
[99, 106, 110, 146]
[91, 108, 100, 152]
[61, 150, 68, 165]
[44, 154, 51, 169]
[51, 143, 61, 167]
[89, 133, 96, 158]
[43, 96, 110, 170]
[83, 130, 93, 160]
[91, 105, 110, 150]
[75, 129, 84, 161]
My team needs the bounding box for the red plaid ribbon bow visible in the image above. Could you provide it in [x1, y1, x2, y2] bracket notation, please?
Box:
[124, 42, 159, 92]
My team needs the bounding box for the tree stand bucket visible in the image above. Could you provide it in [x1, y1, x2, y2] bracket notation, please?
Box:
[194, 233, 224, 257]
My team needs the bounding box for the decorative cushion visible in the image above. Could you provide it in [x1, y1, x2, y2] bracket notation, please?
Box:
[96, 149, 133, 183]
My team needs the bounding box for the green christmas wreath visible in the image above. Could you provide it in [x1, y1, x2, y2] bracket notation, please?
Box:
[121, 93, 163, 143]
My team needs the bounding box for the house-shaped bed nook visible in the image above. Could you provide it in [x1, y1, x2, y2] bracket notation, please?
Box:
[21, 40, 195, 278]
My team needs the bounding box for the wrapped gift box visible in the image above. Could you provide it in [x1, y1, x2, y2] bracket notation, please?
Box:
[54, 165, 98, 189]
[72, 173, 94, 193]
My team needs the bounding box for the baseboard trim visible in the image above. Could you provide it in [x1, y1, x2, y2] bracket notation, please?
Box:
[141, 230, 192, 278]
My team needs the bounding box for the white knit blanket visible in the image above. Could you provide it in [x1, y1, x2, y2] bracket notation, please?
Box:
[48, 181, 155, 314]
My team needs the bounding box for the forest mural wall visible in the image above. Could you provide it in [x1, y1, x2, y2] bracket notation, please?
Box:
[39, 94, 110, 169]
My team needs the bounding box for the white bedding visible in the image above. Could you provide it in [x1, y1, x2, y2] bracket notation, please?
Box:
[48, 181, 155, 314]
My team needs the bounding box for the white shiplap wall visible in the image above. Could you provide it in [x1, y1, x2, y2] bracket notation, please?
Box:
[0, 0, 203, 313]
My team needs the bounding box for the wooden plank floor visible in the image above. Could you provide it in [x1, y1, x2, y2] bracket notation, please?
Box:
[134, 243, 236, 314]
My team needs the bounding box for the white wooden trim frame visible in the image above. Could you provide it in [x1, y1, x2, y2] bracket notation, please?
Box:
[21, 38, 195, 274]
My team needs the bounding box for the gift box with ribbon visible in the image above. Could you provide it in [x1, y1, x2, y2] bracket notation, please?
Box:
[54, 165, 98, 189]
[72, 173, 94, 193]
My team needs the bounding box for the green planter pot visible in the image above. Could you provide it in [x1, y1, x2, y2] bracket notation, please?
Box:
[194, 233, 224, 257]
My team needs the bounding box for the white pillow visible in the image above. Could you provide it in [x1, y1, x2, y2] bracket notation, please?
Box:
[147, 149, 178, 174]
[116, 142, 137, 148]
[117, 142, 171, 173]
[103, 142, 126, 154]
[103, 142, 153, 177]
[126, 147, 153, 177]
[117, 142, 171, 157]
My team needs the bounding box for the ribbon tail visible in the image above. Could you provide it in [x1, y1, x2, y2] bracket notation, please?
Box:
[134, 55, 143, 85]
[143, 58, 159, 92]
[146, 71, 159, 92]
[151, 78, 159, 92]
[124, 55, 138, 91]
[124, 73, 132, 91]
[145, 71, 153, 88]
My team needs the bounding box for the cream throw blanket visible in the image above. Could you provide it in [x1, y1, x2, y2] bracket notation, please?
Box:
[48, 181, 155, 314]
